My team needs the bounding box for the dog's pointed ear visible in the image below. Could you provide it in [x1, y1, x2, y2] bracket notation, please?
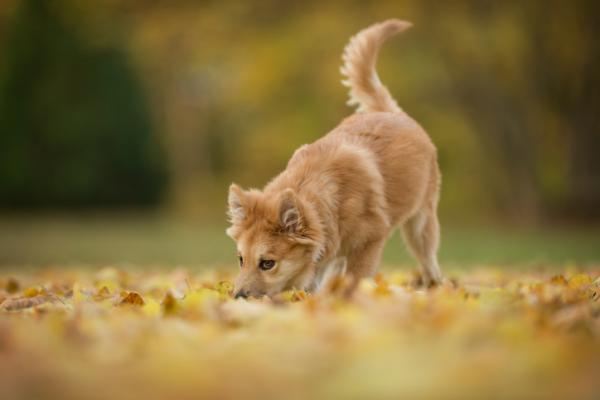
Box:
[228, 183, 247, 224]
[279, 188, 302, 234]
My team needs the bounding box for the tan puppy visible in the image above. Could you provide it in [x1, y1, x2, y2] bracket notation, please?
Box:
[227, 19, 442, 298]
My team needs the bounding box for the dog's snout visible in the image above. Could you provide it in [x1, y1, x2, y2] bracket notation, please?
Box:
[234, 290, 248, 299]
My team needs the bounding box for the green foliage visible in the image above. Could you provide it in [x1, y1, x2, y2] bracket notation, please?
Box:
[0, 0, 167, 207]
[0, 0, 598, 220]
[120, 1, 600, 221]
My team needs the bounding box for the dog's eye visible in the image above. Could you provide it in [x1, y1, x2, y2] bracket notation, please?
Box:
[258, 259, 276, 271]
[238, 255, 243, 267]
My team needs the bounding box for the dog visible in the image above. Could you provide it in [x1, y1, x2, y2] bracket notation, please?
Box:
[227, 19, 442, 298]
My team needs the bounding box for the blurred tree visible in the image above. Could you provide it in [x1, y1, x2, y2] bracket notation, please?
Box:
[527, 0, 600, 220]
[431, 0, 600, 222]
[0, 0, 167, 207]
[1, 0, 597, 223]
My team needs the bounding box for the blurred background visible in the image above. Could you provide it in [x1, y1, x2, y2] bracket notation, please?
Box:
[0, 0, 599, 269]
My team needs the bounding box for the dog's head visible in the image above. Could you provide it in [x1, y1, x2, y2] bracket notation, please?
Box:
[226, 183, 323, 298]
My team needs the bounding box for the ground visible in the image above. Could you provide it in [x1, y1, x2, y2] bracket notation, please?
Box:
[1, 265, 599, 400]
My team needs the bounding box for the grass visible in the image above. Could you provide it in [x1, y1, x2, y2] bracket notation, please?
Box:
[1, 213, 599, 269]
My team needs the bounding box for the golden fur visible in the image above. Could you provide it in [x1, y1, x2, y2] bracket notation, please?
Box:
[227, 19, 442, 298]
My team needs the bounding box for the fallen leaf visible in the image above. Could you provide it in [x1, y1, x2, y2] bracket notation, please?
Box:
[569, 274, 592, 289]
[142, 299, 161, 317]
[24, 286, 45, 298]
[93, 286, 112, 301]
[549, 275, 568, 286]
[120, 292, 145, 306]
[215, 281, 234, 297]
[162, 291, 178, 314]
[0, 265, 598, 400]
[6, 278, 19, 294]
[1, 295, 50, 311]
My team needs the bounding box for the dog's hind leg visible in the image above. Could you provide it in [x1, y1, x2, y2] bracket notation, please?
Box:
[401, 161, 442, 287]
[401, 207, 442, 287]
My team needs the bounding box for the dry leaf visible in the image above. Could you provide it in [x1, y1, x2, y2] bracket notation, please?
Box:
[1, 295, 50, 311]
[162, 291, 177, 314]
[5, 277, 19, 294]
[550, 275, 568, 286]
[569, 274, 592, 289]
[97, 286, 110, 296]
[93, 286, 113, 301]
[215, 281, 234, 297]
[120, 292, 145, 306]
[24, 286, 45, 298]
[0, 266, 598, 400]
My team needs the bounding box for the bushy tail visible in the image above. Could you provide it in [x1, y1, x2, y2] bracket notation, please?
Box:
[341, 19, 412, 113]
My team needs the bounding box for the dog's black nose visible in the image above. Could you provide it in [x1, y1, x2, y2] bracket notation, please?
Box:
[234, 290, 248, 299]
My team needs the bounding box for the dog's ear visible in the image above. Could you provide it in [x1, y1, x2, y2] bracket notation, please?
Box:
[278, 188, 303, 234]
[278, 189, 322, 256]
[228, 183, 247, 224]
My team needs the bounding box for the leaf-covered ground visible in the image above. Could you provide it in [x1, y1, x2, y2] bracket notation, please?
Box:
[1, 266, 599, 400]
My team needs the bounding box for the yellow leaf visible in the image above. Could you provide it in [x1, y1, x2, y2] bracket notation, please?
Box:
[72, 282, 85, 304]
[275, 288, 308, 303]
[162, 291, 178, 315]
[215, 281, 234, 298]
[24, 286, 43, 298]
[181, 288, 219, 310]
[142, 298, 161, 317]
[568, 274, 592, 289]
[279, 290, 295, 302]
[93, 286, 112, 301]
[97, 286, 110, 296]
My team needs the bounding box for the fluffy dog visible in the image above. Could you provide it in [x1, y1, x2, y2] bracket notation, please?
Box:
[227, 19, 442, 298]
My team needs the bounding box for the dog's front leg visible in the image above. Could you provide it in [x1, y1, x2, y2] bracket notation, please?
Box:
[344, 237, 387, 294]
[313, 257, 347, 293]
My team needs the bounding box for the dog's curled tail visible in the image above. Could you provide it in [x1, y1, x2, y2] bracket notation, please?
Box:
[341, 19, 411, 113]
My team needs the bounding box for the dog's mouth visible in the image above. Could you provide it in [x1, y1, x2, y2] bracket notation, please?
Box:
[234, 284, 312, 300]
[233, 289, 265, 299]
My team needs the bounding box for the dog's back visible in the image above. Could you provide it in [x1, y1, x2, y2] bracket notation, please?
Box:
[330, 112, 438, 226]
